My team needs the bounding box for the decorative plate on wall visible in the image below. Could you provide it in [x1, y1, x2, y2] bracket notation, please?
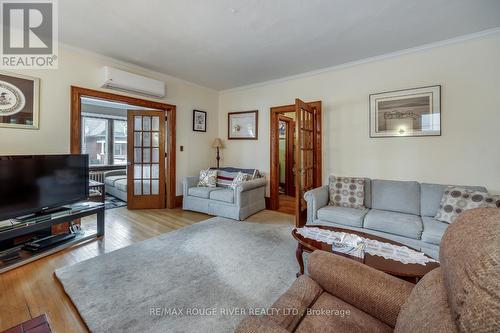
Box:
[0, 71, 40, 130]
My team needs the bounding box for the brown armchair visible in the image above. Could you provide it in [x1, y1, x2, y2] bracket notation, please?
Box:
[236, 208, 500, 333]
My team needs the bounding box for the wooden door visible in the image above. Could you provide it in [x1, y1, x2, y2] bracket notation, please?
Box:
[278, 115, 296, 196]
[127, 110, 166, 209]
[295, 99, 315, 227]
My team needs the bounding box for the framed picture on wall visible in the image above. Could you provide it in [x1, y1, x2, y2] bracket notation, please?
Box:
[193, 110, 207, 132]
[0, 71, 40, 130]
[369, 85, 441, 138]
[228, 110, 258, 140]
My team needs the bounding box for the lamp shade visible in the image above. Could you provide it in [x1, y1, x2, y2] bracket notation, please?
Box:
[212, 138, 223, 148]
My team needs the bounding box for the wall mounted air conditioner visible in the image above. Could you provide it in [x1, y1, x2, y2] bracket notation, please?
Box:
[101, 66, 165, 98]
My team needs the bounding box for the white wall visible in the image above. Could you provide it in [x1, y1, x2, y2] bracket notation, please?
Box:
[219, 34, 500, 194]
[0, 46, 219, 195]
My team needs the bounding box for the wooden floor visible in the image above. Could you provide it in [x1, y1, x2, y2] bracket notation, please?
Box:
[0, 208, 294, 333]
[277, 194, 296, 215]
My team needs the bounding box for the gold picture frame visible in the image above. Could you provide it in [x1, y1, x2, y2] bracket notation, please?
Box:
[0, 71, 40, 130]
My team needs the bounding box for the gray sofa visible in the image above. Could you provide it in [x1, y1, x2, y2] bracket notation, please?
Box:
[182, 167, 267, 220]
[305, 177, 487, 259]
[104, 170, 127, 202]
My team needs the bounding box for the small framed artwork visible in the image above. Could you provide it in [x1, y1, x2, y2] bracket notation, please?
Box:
[193, 110, 207, 132]
[0, 71, 40, 130]
[369, 85, 441, 138]
[228, 110, 258, 140]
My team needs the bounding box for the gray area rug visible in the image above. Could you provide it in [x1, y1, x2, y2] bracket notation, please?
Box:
[55, 218, 297, 333]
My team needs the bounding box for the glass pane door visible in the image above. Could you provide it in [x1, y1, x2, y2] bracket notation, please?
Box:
[127, 110, 165, 209]
[295, 99, 315, 227]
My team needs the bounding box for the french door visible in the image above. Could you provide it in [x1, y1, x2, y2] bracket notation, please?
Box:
[295, 99, 316, 227]
[127, 110, 166, 209]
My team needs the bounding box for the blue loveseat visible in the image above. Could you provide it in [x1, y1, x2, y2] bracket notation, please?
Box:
[304, 177, 487, 259]
[182, 167, 267, 220]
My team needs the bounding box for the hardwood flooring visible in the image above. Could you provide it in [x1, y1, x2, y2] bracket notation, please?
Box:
[0, 208, 293, 333]
[277, 194, 296, 215]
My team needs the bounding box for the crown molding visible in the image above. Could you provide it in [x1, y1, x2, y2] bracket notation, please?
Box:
[220, 27, 500, 95]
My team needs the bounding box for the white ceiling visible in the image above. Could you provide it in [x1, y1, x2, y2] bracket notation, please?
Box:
[60, 0, 500, 90]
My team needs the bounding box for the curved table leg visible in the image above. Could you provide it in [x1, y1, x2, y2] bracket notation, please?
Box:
[295, 243, 304, 278]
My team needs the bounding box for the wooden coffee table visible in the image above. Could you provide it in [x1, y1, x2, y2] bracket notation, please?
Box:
[292, 225, 439, 283]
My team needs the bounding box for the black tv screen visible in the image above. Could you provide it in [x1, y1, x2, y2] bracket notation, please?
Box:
[0, 155, 89, 221]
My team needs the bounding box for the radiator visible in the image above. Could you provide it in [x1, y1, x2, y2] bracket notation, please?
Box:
[89, 170, 106, 183]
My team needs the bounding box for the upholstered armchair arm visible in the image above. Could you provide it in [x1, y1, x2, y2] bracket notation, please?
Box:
[235, 178, 267, 208]
[182, 176, 198, 196]
[104, 169, 126, 178]
[236, 177, 267, 192]
[303, 185, 329, 223]
[308, 250, 414, 328]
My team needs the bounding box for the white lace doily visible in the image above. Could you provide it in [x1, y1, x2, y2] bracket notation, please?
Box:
[295, 227, 439, 265]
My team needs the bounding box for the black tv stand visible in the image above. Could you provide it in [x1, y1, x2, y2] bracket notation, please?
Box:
[0, 201, 105, 273]
[15, 206, 72, 222]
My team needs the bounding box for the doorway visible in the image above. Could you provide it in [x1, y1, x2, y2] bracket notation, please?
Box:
[270, 100, 322, 225]
[70, 86, 177, 209]
[277, 114, 295, 214]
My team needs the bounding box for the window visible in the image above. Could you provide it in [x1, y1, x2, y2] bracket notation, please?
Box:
[113, 120, 127, 165]
[81, 116, 127, 166]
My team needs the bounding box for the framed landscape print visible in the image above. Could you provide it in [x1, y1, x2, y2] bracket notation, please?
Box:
[193, 110, 207, 132]
[228, 110, 258, 140]
[369, 85, 441, 138]
[0, 72, 40, 130]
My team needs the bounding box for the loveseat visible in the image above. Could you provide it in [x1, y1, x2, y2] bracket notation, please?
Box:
[182, 167, 267, 220]
[104, 169, 127, 202]
[236, 208, 500, 332]
[304, 177, 487, 259]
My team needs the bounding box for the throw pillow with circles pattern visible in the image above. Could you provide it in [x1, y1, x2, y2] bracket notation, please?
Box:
[328, 176, 366, 209]
[435, 186, 500, 223]
[198, 168, 217, 187]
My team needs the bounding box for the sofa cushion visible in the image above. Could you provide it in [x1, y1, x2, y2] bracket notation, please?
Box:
[114, 179, 127, 192]
[198, 168, 217, 187]
[328, 176, 366, 209]
[187, 186, 221, 199]
[229, 172, 249, 190]
[317, 206, 368, 227]
[435, 186, 500, 223]
[421, 183, 488, 217]
[364, 209, 423, 240]
[209, 189, 234, 203]
[213, 167, 260, 187]
[372, 180, 420, 215]
[421, 217, 448, 245]
[105, 175, 126, 186]
[295, 293, 392, 333]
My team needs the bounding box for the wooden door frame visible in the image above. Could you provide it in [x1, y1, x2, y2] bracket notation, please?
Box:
[277, 114, 295, 196]
[70, 86, 177, 208]
[269, 101, 322, 210]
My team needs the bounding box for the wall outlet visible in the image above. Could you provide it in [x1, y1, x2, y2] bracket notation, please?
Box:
[180, 145, 184, 151]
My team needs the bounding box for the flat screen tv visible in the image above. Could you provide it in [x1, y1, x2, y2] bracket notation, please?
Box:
[0, 154, 89, 221]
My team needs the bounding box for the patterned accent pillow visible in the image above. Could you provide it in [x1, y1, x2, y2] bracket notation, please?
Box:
[435, 186, 500, 223]
[328, 176, 365, 209]
[198, 168, 217, 187]
[229, 172, 249, 190]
